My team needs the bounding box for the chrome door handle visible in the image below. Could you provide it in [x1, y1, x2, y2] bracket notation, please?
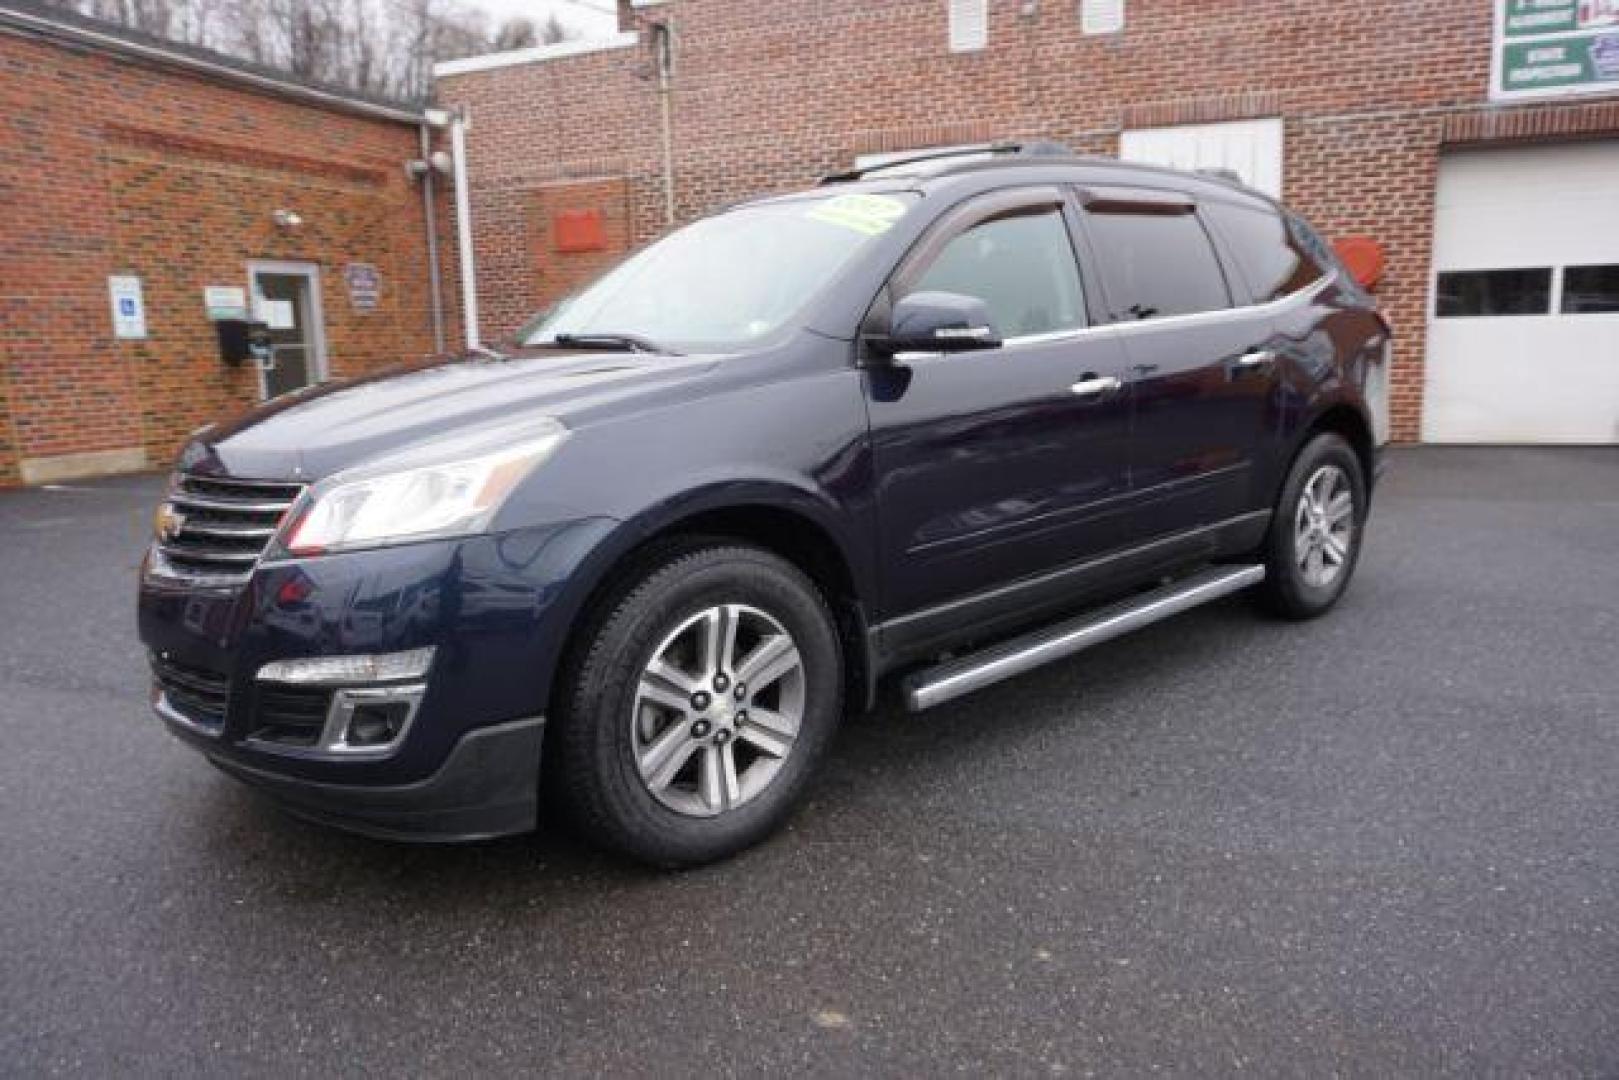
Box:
[1236, 349, 1276, 368]
[1070, 375, 1122, 398]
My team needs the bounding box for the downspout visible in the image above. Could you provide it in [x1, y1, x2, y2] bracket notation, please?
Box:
[652, 21, 676, 227]
[449, 107, 481, 350]
[419, 120, 447, 354]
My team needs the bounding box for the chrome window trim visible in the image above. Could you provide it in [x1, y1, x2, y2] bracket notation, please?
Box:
[991, 270, 1336, 353]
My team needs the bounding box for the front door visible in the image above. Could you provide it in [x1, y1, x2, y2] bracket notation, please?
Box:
[248, 262, 326, 399]
[865, 187, 1134, 631]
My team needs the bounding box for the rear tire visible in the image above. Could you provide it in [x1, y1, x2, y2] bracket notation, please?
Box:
[551, 541, 843, 867]
[1257, 432, 1366, 620]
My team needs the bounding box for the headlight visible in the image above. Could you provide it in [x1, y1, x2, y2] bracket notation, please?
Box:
[279, 422, 567, 556]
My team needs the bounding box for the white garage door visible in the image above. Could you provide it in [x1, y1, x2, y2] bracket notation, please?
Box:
[1424, 142, 1619, 443]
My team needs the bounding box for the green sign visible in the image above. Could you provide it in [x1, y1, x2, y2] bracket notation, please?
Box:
[1504, 0, 1579, 38]
[1494, 0, 1619, 100]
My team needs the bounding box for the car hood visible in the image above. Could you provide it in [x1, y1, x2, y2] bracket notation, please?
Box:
[181, 349, 718, 481]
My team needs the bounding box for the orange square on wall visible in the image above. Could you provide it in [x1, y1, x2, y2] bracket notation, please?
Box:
[554, 209, 606, 253]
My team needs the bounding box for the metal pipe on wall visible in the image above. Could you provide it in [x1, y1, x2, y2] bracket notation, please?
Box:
[419, 123, 447, 355]
[653, 21, 676, 227]
[449, 109, 481, 350]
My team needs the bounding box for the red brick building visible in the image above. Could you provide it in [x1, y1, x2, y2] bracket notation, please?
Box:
[0, 2, 461, 485]
[438, 0, 1619, 444]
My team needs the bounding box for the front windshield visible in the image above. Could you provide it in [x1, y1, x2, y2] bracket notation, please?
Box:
[522, 191, 917, 352]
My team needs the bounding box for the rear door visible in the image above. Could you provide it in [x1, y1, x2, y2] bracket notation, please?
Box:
[1077, 187, 1280, 538]
[865, 186, 1134, 628]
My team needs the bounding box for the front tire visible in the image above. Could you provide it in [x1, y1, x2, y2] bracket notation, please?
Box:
[551, 541, 843, 867]
[1257, 432, 1367, 620]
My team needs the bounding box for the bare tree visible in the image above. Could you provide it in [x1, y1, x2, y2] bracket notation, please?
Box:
[37, 0, 581, 102]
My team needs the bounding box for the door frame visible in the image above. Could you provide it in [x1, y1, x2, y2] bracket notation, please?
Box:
[246, 259, 329, 400]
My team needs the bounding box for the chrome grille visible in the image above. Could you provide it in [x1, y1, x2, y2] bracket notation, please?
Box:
[149, 474, 304, 588]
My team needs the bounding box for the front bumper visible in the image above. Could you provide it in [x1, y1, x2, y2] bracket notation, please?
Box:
[198, 716, 546, 842]
[138, 517, 621, 841]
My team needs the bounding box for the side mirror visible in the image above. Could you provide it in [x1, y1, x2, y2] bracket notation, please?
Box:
[871, 291, 1002, 358]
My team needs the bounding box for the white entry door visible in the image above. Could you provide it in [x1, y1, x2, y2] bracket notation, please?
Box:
[248, 261, 329, 400]
[1424, 142, 1619, 443]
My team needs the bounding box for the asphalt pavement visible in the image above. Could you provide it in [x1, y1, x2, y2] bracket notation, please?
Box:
[1, 447, 1615, 1076]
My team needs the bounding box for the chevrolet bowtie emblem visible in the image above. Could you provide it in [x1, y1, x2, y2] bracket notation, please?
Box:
[154, 503, 187, 543]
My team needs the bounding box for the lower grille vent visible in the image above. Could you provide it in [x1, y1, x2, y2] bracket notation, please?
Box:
[151, 653, 230, 731]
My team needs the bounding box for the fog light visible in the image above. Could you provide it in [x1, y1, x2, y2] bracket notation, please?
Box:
[257, 647, 435, 686]
[346, 701, 410, 747]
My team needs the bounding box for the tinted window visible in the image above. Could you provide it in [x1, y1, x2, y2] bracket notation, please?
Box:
[909, 207, 1086, 337]
[1204, 200, 1324, 301]
[1562, 265, 1619, 314]
[1435, 269, 1552, 317]
[1084, 210, 1230, 321]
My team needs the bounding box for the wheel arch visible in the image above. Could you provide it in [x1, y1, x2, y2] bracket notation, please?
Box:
[1303, 402, 1375, 490]
[545, 488, 880, 727]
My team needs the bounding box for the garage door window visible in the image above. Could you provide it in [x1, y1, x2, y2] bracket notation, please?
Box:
[1561, 265, 1619, 315]
[1435, 268, 1552, 317]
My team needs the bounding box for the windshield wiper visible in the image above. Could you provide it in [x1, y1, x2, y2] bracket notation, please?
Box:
[552, 332, 680, 356]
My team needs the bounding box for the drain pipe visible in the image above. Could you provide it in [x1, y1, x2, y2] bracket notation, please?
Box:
[651, 21, 676, 227]
[448, 107, 481, 350]
[418, 114, 447, 354]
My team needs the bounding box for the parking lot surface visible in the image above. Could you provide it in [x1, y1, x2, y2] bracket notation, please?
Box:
[1, 447, 1615, 1076]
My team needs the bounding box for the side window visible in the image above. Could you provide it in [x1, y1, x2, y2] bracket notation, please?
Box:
[1083, 208, 1231, 322]
[907, 207, 1086, 338]
[1204, 200, 1325, 302]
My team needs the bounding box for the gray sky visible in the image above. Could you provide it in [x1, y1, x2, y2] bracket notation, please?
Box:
[465, 0, 619, 39]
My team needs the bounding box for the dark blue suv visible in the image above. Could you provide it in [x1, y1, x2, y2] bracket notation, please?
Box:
[139, 145, 1389, 866]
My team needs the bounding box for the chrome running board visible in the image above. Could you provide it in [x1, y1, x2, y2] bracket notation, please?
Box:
[902, 564, 1266, 711]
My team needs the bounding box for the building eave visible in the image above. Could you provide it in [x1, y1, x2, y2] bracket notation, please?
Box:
[433, 31, 639, 79]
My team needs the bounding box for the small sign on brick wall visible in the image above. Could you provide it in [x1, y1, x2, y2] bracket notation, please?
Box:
[203, 285, 247, 321]
[108, 275, 146, 339]
[344, 263, 381, 311]
[554, 209, 607, 253]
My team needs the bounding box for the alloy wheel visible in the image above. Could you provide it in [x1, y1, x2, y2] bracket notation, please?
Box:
[1293, 464, 1355, 589]
[631, 604, 806, 817]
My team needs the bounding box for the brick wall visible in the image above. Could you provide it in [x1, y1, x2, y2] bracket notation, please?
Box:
[439, 0, 1619, 442]
[0, 30, 458, 484]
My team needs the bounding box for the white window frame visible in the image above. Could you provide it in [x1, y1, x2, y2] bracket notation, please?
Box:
[948, 0, 988, 52]
[1081, 0, 1125, 35]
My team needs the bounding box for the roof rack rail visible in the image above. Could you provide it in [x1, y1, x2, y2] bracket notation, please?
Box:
[1194, 166, 1247, 186]
[819, 140, 1073, 185]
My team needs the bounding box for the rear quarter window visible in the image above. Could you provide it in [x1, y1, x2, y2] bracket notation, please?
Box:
[1203, 200, 1325, 302]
